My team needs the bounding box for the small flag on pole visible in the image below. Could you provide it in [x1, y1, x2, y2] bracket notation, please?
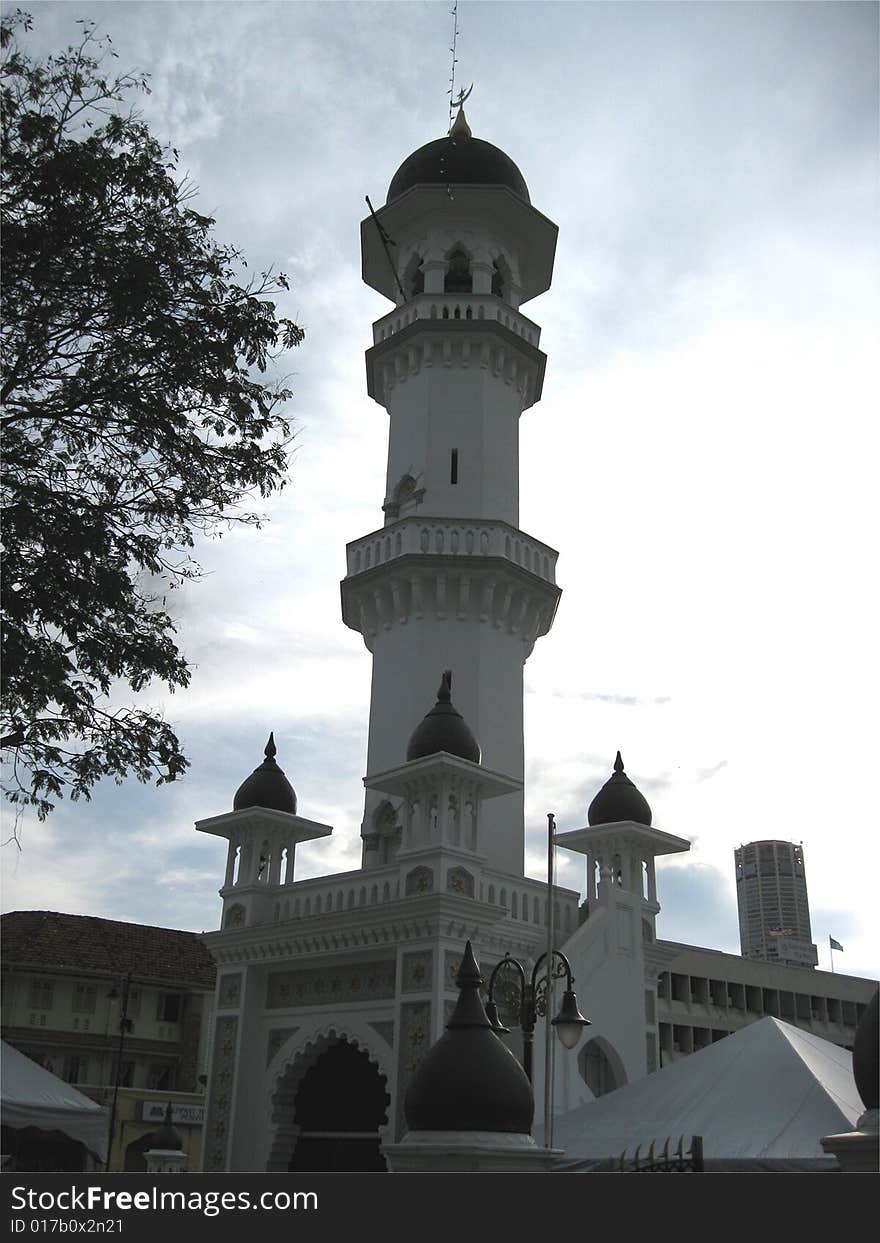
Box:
[829, 936, 844, 952]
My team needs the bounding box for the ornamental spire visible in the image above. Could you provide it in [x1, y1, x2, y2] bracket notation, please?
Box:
[449, 85, 473, 139]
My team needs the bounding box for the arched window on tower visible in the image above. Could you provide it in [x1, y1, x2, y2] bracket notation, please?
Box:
[444, 248, 472, 294]
[403, 253, 424, 298]
[491, 255, 513, 303]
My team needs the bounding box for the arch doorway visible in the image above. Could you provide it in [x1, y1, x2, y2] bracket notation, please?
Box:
[288, 1040, 389, 1171]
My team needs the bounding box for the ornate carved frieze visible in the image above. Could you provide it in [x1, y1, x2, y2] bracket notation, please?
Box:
[396, 1001, 431, 1138]
[266, 960, 396, 1009]
[217, 972, 242, 1010]
[446, 866, 475, 898]
[444, 949, 464, 989]
[405, 865, 434, 896]
[203, 1015, 238, 1172]
[401, 950, 433, 993]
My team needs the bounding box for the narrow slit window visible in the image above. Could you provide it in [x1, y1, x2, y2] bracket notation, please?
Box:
[450, 449, 458, 484]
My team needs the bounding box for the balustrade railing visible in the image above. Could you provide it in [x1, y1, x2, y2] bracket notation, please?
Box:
[346, 518, 557, 584]
[372, 294, 541, 348]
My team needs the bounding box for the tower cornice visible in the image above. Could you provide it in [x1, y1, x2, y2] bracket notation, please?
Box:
[365, 316, 547, 410]
[340, 552, 561, 655]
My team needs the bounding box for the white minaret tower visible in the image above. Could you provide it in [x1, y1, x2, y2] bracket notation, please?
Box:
[341, 102, 560, 878]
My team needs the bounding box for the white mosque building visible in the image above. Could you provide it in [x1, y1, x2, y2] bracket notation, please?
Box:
[194, 104, 876, 1172]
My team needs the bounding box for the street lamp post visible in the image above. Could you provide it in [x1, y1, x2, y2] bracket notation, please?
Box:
[485, 946, 590, 1147]
[105, 973, 134, 1171]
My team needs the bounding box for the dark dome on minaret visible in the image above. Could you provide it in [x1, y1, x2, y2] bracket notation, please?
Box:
[233, 733, 297, 814]
[387, 105, 530, 205]
[588, 752, 652, 827]
[406, 671, 481, 764]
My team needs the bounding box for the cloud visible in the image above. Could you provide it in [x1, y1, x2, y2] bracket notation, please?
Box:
[654, 861, 740, 955]
[567, 691, 672, 708]
[5, 1, 878, 982]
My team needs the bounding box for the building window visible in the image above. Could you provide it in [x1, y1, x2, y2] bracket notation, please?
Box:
[28, 979, 54, 1010]
[156, 993, 182, 1023]
[72, 983, 97, 1013]
[119, 1061, 135, 1088]
[148, 1064, 174, 1091]
[450, 448, 458, 484]
[63, 1056, 87, 1084]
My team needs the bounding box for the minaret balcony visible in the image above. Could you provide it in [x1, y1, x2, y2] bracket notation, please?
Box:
[340, 520, 561, 654]
[372, 294, 541, 348]
[345, 517, 557, 584]
[366, 302, 547, 410]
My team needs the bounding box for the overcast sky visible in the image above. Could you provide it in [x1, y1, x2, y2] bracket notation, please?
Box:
[3, 1, 878, 983]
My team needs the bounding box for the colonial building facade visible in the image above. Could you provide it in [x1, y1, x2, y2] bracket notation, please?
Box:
[0, 910, 215, 1170]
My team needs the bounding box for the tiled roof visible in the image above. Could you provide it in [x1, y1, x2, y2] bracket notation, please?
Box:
[1, 911, 216, 989]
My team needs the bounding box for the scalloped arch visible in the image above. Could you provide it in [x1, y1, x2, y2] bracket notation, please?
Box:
[265, 1019, 393, 1172]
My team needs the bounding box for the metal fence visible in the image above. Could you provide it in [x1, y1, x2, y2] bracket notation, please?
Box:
[616, 1134, 704, 1172]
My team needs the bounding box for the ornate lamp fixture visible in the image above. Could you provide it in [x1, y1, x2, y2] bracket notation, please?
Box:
[485, 949, 591, 1082]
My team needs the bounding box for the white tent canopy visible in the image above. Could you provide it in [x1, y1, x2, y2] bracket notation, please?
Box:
[539, 1017, 861, 1167]
[1, 1041, 108, 1163]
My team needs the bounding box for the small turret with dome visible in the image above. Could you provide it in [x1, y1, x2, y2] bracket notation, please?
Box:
[233, 732, 297, 815]
[555, 751, 690, 922]
[196, 733, 332, 930]
[406, 671, 481, 764]
[588, 752, 652, 827]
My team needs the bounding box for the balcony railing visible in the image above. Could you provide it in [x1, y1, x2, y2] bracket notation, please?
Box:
[372, 294, 541, 349]
[346, 517, 558, 585]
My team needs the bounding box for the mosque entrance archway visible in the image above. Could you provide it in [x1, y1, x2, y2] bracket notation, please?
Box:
[288, 1039, 389, 1171]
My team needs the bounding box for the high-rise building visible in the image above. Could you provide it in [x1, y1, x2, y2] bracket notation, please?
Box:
[734, 840, 818, 967]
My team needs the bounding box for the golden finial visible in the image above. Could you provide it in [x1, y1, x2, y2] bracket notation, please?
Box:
[449, 84, 473, 138]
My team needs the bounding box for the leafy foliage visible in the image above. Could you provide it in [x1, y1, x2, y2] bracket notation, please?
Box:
[1, 12, 304, 818]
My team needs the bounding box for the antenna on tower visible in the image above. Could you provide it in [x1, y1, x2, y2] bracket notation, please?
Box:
[447, 0, 461, 132]
[365, 195, 407, 303]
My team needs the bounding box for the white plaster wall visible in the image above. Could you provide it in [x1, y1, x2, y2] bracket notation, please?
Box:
[532, 896, 651, 1120]
[365, 613, 526, 875]
[384, 367, 523, 525]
